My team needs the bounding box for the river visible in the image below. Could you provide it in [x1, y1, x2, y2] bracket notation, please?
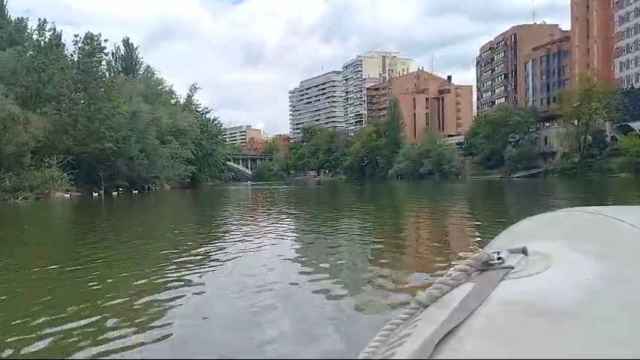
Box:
[1, 178, 639, 358]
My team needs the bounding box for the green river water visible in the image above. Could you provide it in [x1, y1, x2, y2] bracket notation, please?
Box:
[1, 178, 639, 358]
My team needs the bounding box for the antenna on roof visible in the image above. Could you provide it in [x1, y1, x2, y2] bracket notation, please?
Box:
[531, 0, 537, 23]
[431, 54, 435, 74]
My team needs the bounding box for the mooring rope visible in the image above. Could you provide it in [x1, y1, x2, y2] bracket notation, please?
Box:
[358, 251, 494, 359]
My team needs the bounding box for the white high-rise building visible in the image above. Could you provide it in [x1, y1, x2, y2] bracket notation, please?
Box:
[614, 0, 640, 88]
[288, 71, 346, 141]
[343, 51, 416, 134]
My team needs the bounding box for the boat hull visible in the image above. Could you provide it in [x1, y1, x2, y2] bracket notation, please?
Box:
[431, 206, 640, 358]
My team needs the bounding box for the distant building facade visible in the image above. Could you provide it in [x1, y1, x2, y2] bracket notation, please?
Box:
[366, 81, 391, 123]
[476, 24, 567, 113]
[571, 0, 615, 86]
[366, 70, 473, 144]
[270, 134, 291, 155]
[343, 51, 416, 134]
[224, 125, 265, 153]
[614, 0, 640, 88]
[524, 32, 572, 112]
[288, 71, 345, 141]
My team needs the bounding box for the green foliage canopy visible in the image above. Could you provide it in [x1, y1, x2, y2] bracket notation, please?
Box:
[0, 4, 229, 199]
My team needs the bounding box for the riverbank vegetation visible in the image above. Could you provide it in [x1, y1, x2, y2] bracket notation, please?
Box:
[463, 106, 538, 175]
[464, 75, 640, 177]
[254, 99, 461, 181]
[0, 3, 227, 201]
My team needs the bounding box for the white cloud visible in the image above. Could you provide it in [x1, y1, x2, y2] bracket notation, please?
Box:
[9, 0, 570, 134]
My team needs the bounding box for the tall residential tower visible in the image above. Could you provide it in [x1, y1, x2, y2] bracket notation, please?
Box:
[613, 0, 640, 88]
[476, 24, 567, 113]
[523, 31, 572, 112]
[343, 51, 416, 134]
[570, 0, 615, 86]
[288, 71, 345, 141]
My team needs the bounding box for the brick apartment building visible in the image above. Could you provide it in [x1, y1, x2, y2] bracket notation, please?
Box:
[366, 70, 473, 144]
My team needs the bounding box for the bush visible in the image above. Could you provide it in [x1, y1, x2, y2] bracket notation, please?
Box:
[0, 158, 71, 201]
[619, 135, 640, 173]
[343, 98, 403, 179]
[464, 105, 537, 169]
[389, 134, 460, 180]
[504, 144, 539, 173]
[253, 161, 287, 181]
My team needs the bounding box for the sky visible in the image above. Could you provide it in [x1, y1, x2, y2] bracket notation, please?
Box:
[9, 0, 570, 136]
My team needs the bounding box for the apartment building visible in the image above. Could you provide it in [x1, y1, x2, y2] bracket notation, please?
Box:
[476, 24, 567, 113]
[343, 51, 416, 134]
[224, 125, 264, 146]
[366, 70, 473, 144]
[366, 81, 391, 123]
[524, 32, 572, 112]
[288, 71, 345, 141]
[614, 0, 640, 88]
[571, 0, 615, 85]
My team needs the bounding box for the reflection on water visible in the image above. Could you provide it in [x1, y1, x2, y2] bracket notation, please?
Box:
[0, 178, 639, 358]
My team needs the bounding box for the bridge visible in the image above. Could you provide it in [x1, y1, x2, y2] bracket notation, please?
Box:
[226, 153, 273, 177]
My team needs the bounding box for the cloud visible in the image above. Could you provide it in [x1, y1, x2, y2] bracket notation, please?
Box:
[8, 0, 569, 135]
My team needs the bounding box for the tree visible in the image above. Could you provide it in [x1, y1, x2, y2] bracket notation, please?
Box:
[262, 137, 281, 156]
[464, 105, 537, 169]
[109, 36, 144, 79]
[614, 87, 640, 124]
[559, 75, 617, 161]
[0, 4, 230, 199]
[504, 143, 539, 173]
[619, 134, 640, 173]
[290, 127, 348, 176]
[0, 95, 40, 173]
[0, 0, 29, 51]
[7, 19, 73, 113]
[343, 97, 404, 179]
[183, 83, 227, 184]
[389, 133, 460, 179]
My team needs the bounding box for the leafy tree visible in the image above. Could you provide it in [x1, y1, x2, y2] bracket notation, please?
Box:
[619, 135, 640, 173]
[0, 3, 230, 199]
[0, 91, 71, 201]
[559, 75, 617, 161]
[291, 127, 348, 176]
[389, 133, 460, 179]
[343, 98, 404, 179]
[614, 87, 640, 124]
[464, 105, 537, 169]
[343, 125, 386, 179]
[109, 36, 144, 79]
[383, 98, 403, 159]
[183, 83, 227, 184]
[0, 94, 40, 173]
[504, 143, 539, 173]
[7, 19, 72, 114]
[0, 0, 29, 51]
[262, 137, 281, 156]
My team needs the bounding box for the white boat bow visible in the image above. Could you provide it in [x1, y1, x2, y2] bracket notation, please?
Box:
[361, 206, 640, 359]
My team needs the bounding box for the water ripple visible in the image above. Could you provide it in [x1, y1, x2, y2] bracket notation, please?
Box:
[0, 179, 639, 357]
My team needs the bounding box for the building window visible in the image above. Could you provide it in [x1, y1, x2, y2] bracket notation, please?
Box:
[425, 113, 430, 129]
[413, 113, 417, 140]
